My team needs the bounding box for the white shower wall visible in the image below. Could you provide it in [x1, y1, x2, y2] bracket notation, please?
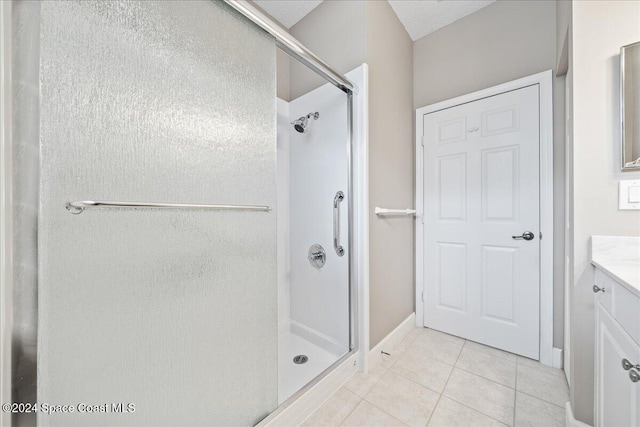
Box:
[277, 83, 350, 353]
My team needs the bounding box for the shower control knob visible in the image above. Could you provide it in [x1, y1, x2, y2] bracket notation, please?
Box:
[308, 244, 326, 270]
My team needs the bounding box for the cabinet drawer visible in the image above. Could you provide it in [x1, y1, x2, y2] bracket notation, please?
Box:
[614, 283, 640, 346]
[595, 267, 640, 346]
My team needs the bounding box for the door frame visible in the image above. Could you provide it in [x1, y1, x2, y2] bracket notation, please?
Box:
[415, 70, 554, 366]
[1, 2, 13, 425]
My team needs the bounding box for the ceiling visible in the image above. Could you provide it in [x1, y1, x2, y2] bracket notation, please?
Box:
[388, 0, 496, 41]
[254, 0, 496, 41]
[253, 0, 323, 29]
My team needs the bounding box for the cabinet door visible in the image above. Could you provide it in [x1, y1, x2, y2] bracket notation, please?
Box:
[596, 304, 640, 427]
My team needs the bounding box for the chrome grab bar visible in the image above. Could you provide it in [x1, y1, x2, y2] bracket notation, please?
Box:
[66, 200, 271, 215]
[333, 191, 345, 256]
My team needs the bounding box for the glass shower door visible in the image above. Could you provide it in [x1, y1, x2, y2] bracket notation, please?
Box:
[38, 1, 277, 425]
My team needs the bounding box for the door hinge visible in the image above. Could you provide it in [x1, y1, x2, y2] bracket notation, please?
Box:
[421, 136, 424, 147]
[421, 291, 424, 302]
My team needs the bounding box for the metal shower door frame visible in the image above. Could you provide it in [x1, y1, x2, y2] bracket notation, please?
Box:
[0, 1, 361, 424]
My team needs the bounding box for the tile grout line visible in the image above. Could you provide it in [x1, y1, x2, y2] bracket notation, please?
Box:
[464, 340, 519, 362]
[515, 358, 569, 409]
[335, 349, 401, 426]
[451, 363, 517, 390]
[399, 339, 462, 368]
[344, 328, 423, 422]
[405, 330, 563, 426]
[462, 343, 519, 364]
[386, 329, 460, 392]
[361, 337, 419, 399]
[436, 384, 513, 427]
[354, 399, 409, 427]
[386, 368, 444, 396]
[424, 339, 466, 427]
[433, 394, 511, 427]
[439, 345, 516, 427]
[353, 328, 429, 427]
[336, 395, 363, 427]
[514, 389, 568, 410]
[301, 387, 361, 427]
[387, 335, 460, 393]
[408, 349, 464, 367]
[517, 364, 569, 387]
[380, 336, 411, 370]
[344, 360, 412, 427]
[353, 329, 567, 427]
[361, 329, 457, 427]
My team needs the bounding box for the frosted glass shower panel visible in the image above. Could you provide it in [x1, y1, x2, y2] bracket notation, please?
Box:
[38, 1, 277, 426]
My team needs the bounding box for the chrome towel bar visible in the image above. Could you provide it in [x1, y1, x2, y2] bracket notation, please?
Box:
[66, 200, 271, 215]
[374, 207, 416, 216]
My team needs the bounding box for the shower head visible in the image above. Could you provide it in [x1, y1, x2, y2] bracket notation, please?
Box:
[293, 118, 307, 133]
[292, 112, 319, 133]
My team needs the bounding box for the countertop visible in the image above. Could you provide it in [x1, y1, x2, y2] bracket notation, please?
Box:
[591, 235, 640, 298]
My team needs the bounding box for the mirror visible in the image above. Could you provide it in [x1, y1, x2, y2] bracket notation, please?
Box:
[622, 41, 640, 170]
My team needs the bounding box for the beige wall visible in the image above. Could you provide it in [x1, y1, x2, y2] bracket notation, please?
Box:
[414, 1, 557, 108]
[366, 0, 414, 348]
[289, 0, 415, 348]
[289, 1, 367, 100]
[556, 0, 571, 71]
[568, 1, 640, 423]
[412, 0, 566, 349]
[277, 49, 290, 101]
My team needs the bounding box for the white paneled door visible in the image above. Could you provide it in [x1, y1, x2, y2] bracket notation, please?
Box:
[422, 85, 540, 359]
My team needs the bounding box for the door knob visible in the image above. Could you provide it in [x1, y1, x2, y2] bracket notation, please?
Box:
[593, 285, 606, 293]
[630, 369, 640, 383]
[512, 231, 535, 241]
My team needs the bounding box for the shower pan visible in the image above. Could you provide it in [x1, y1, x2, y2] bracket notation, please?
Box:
[2, 0, 363, 426]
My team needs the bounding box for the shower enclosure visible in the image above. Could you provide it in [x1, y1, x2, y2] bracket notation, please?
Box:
[277, 77, 352, 404]
[2, 0, 361, 425]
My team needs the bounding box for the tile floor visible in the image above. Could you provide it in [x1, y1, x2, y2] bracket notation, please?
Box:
[301, 328, 568, 427]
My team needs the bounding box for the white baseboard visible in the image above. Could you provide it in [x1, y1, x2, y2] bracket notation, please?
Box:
[552, 347, 564, 369]
[566, 402, 592, 427]
[368, 312, 416, 371]
[260, 353, 358, 427]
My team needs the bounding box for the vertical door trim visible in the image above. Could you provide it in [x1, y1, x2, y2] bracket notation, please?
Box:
[415, 70, 554, 366]
[0, 1, 13, 424]
[353, 65, 370, 372]
[563, 73, 572, 382]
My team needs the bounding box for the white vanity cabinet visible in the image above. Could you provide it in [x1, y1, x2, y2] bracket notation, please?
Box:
[594, 266, 640, 427]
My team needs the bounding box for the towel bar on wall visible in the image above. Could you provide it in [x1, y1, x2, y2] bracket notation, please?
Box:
[65, 200, 271, 215]
[374, 207, 416, 216]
